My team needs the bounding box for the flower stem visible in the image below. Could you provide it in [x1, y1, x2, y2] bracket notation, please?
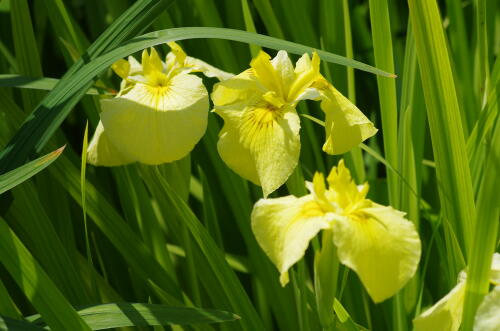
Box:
[314, 230, 339, 330]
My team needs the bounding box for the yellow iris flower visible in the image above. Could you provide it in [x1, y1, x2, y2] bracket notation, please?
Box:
[413, 253, 500, 331]
[87, 42, 232, 166]
[251, 160, 421, 303]
[212, 50, 377, 197]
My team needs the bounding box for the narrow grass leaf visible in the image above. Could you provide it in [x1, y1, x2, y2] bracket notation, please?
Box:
[10, 0, 44, 112]
[368, 0, 399, 206]
[0, 315, 45, 331]
[408, 0, 476, 258]
[0, 146, 64, 195]
[146, 171, 265, 331]
[27, 303, 238, 330]
[49, 154, 184, 304]
[0, 0, 174, 174]
[462, 108, 500, 329]
[0, 217, 91, 331]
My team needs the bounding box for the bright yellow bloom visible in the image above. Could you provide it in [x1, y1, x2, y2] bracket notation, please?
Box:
[212, 50, 377, 197]
[251, 160, 421, 303]
[413, 253, 500, 331]
[87, 42, 232, 166]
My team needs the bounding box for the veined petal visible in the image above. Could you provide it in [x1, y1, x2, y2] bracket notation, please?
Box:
[251, 195, 332, 286]
[474, 286, 500, 331]
[413, 281, 466, 331]
[332, 204, 421, 302]
[246, 108, 301, 197]
[87, 121, 134, 166]
[288, 52, 320, 102]
[101, 73, 208, 164]
[321, 85, 377, 155]
[215, 107, 260, 185]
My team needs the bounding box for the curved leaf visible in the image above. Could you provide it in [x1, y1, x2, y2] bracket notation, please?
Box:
[27, 303, 239, 330]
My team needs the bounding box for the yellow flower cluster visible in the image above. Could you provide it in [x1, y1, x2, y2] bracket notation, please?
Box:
[88, 44, 376, 197]
[86, 43, 427, 306]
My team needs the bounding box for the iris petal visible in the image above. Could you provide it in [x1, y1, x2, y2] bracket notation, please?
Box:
[250, 108, 301, 197]
[214, 107, 260, 185]
[100, 73, 208, 164]
[332, 203, 421, 303]
[251, 195, 332, 285]
[413, 281, 466, 331]
[474, 286, 500, 331]
[87, 121, 134, 166]
[321, 85, 377, 155]
[288, 52, 320, 101]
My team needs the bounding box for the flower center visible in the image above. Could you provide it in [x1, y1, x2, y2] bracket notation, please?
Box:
[239, 101, 285, 149]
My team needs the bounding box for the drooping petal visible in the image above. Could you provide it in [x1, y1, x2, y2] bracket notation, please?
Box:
[332, 204, 421, 302]
[245, 107, 301, 197]
[214, 107, 260, 185]
[100, 72, 208, 164]
[87, 121, 134, 166]
[474, 285, 500, 331]
[320, 85, 377, 155]
[413, 280, 466, 331]
[251, 195, 332, 286]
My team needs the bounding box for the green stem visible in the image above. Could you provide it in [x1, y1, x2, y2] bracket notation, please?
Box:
[314, 230, 339, 330]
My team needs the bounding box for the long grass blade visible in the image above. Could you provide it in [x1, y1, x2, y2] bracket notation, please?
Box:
[408, 0, 476, 260]
[0, 146, 64, 195]
[0, 217, 91, 331]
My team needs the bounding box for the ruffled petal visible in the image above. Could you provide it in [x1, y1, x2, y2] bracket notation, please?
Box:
[413, 281, 466, 331]
[320, 85, 377, 155]
[332, 204, 421, 302]
[100, 73, 208, 164]
[251, 195, 332, 285]
[474, 285, 500, 331]
[87, 121, 134, 166]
